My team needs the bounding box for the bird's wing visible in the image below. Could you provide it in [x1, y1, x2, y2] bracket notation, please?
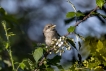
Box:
[55, 30, 60, 37]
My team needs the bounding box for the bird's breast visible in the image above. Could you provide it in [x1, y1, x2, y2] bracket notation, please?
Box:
[45, 38, 52, 46]
[44, 31, 58, 46]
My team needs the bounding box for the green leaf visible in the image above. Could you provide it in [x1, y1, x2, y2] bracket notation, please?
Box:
[0, 7, 6, 16]
[27, 59, 35, 70]
[66, 38, 76, 49]
[67, 26, 75, 33]
[66, 12, 75, 18]
[96, 0, 105, 8]
[20, 62, 26, 70]
[47, 55, 63, 69]
[98, 13, 106, 19]
[47, 55, 61, 65]
[33, 48, 43, 63]
[76, 12, 85, 17]
[5, 43, 9, 49]
[45, 68, 54, 71]
[91, 12, 106, 19]
[96, 40, 103, 52]
[8, 32, 15, 37]
[66, 12, 85, 18]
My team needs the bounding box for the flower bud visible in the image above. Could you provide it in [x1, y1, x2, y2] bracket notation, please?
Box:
[49, 52, 52, 54]
[56, 50, 59, 53]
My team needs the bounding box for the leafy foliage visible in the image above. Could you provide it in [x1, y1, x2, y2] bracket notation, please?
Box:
[83, 37, 106, 69]
[91, 12, 106, 19]
[33, 47, 43, 63]
[96, 0, 105, 8]
[67, 26, 76, 33]
[66, 12, 85, 18]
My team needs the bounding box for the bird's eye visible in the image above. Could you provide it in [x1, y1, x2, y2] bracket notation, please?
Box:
[47, 26, 51, 28]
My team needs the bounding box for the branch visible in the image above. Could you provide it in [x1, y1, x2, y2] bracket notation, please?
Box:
[75, 6, 99, 26]
[34, 48, 54, 71]
[65, 6, 99, 36]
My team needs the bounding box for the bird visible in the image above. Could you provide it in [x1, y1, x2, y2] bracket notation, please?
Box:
[43, 24, 82, 68]
[43, 24, 60, 46]
[43, 24, 72, 52]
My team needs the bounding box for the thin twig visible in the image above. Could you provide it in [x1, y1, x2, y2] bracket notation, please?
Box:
[75, 6, 99, 26]
[67, 0, 77, 15]
[34, 48, 54, 71]
[67, 0, 78, 22]
[2, 21, 15, 71]
[65, 6, 99, 36]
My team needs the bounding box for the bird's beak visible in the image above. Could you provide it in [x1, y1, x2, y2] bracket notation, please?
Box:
[51, 25, 56, 28]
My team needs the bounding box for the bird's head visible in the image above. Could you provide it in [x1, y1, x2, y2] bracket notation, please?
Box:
[43, 24, 56, 33]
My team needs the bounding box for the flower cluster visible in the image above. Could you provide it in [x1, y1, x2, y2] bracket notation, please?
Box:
[47, 36, 72, 55]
